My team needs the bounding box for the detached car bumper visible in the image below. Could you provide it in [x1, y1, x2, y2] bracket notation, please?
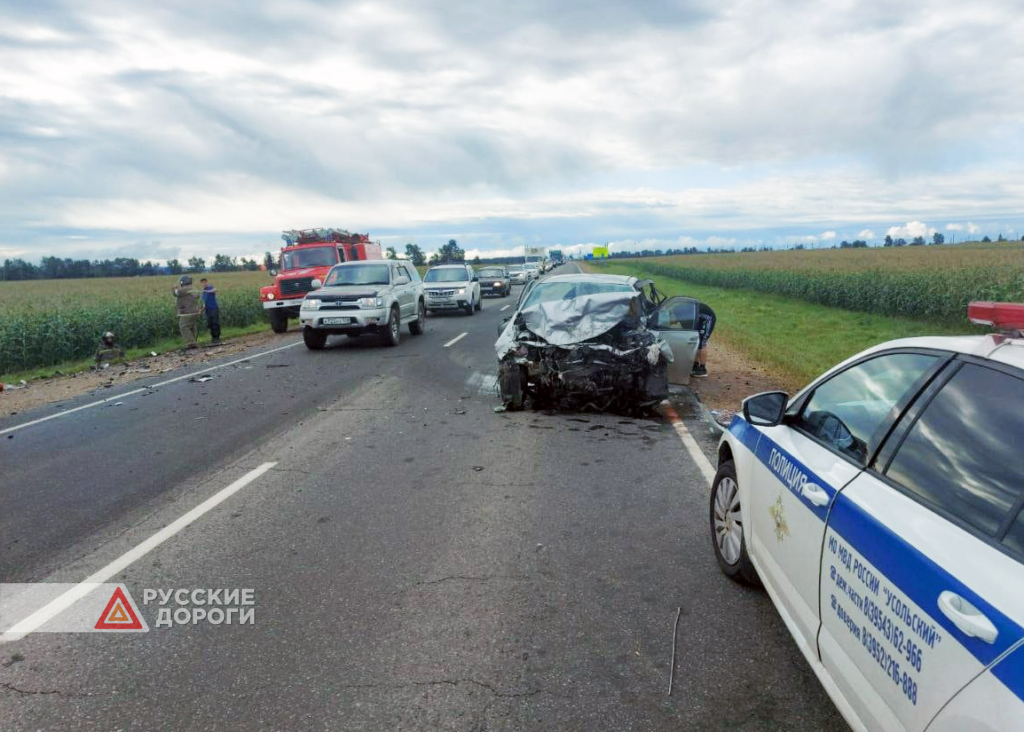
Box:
[299, 306, 389, 332]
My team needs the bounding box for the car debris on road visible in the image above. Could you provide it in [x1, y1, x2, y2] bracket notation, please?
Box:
[495, 285, 673, 415]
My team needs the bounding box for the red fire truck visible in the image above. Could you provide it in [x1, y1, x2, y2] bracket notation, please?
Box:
[260, 228, 383, 333]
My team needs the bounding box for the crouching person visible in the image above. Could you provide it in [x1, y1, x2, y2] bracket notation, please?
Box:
[95, 331, 126, 369]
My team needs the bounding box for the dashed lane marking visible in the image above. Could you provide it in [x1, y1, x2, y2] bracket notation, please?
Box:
[443, 332, 468, 348]
[500, 305, 511, 311]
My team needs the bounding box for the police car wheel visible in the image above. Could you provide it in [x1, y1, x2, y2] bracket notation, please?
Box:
[709, 461, 760, 586]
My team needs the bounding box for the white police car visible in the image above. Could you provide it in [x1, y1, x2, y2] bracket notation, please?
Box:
[710, 302, 1024, 732]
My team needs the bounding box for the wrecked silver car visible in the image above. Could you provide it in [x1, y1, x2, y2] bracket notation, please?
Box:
[494, 274, 705, 414]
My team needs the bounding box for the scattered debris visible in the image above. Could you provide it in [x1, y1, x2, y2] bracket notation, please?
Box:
[150, 351, 158, 357]
[668, 606, 682, 696]
[471, 466, 485, 472]
[189, 375, 214, 383]
[493, 405, 507, 413]
[266, 364, 290, 369]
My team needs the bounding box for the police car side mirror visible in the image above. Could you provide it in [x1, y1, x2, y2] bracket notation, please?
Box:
[743, 391, 789, 427]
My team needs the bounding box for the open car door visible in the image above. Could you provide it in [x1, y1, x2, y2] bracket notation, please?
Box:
[649, 296, 701, 384]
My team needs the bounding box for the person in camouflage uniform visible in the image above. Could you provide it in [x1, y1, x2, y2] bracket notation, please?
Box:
[173, 274, 203, 349]
[94, 331, 126, 369]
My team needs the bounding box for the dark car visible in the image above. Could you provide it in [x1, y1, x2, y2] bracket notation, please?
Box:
[477, 266, 512, 298]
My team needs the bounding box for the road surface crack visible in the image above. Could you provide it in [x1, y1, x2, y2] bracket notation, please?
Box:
[416, 575, 492, 586]
[0, 682, 90, 698]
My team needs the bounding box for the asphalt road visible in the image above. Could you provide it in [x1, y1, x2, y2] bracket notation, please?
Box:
[0, 264, 847, 730]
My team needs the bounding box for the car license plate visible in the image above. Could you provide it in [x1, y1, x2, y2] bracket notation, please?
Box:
[321, 317, 352, 325]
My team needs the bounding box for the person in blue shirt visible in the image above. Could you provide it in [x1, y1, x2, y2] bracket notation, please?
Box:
[199, 278, 221, 345]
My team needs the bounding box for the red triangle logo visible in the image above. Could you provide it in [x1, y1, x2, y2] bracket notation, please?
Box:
[95, 587, 144, 630]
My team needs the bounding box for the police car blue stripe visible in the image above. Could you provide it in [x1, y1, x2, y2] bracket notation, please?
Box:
[828, 496, 1024, 668]
[992, 644, 1024, 708]
[728, 416, 835, 521]
[728, 415, 1024, 703]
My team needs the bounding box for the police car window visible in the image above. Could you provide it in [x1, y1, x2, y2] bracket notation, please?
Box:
[886, 364, 1024, 538]
[795, 353, 938, 464]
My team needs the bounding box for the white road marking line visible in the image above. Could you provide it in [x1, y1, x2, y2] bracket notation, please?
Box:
[664, 404, 716, 486]
[0, 340, 302, 436]
[0, 462, 277, 642]
[443, 332, 468, 348]
[500, 305, 511, 311]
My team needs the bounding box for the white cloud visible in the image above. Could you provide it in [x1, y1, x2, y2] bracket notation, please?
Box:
[946, 223, 964, 231]
[886, 221, 937, 240]
[0, 1, 1023, 260]
[857, 229, 875, 240]
[967, 222, 981, 234]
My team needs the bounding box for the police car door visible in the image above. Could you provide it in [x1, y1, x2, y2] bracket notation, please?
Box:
[750, 352, 942, 654]
[819, 359, 1024, 732]
[649, 296, 701, 384]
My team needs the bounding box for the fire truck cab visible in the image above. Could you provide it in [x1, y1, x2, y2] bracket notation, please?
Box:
[260, 228, 383, 333]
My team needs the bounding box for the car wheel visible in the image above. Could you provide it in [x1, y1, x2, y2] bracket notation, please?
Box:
[710, 461, 760, 586]
[465, 299, 475, 316]
[499, 360, 525, 409]
[303, 327, 327, 350]
[409, 300, 425, 335]
[268, 310, 288, 333]
[474, 291, 482, 311]
[380, 306, 400, 347]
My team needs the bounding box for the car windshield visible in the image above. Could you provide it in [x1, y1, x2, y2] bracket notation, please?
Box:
[478, 268, 504, 277]
[424, 267, 469, 282]
[325, 264, 391, 286]
[521, 281, 634, 309]
[281, 246, 338, 270]
[508, 265, 524, 272]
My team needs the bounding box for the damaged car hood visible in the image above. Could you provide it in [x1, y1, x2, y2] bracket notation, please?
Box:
[496, 290, 644, 357]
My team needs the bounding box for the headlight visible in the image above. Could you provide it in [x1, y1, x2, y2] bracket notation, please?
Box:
[455, 288, 466, 295]
[493, 281, 502, 287]
[301, 298, 321, 310]
[264, 292, 274, 300]
[358, 297, 384, 308]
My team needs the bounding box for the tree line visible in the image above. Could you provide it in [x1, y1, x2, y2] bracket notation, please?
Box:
[0, 253, 267, 281]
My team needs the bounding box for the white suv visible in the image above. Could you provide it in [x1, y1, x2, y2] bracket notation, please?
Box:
[298, 260, 425, 349]
[710, 302, 1024, 732]
[423, 264, 482, 315]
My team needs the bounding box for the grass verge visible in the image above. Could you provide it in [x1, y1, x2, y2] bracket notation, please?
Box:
[1, 321, 271, 385]
[584, 261, 982, 388]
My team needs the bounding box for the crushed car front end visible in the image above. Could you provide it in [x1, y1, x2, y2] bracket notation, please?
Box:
[495, 287, 672, 415]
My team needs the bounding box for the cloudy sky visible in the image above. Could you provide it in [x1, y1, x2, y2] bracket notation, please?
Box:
[2, 0, 1023, 263]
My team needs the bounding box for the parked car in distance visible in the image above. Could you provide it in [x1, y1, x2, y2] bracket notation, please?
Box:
[710, 301, 1024, 732]
[508, 264, 528, 285]
[423, 263, 482, 315]
[298, 260, 424, 349]
[476, 266, 512, 298]
[523, 262, 541, 281]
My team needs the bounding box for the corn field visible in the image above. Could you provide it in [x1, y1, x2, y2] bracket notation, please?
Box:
[0, 271, 269, 375]
[595, 242, 1024, 324]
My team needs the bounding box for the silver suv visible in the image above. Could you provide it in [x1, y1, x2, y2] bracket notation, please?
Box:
[298, 260, 425, 349]
[423, 264, 482, 316]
